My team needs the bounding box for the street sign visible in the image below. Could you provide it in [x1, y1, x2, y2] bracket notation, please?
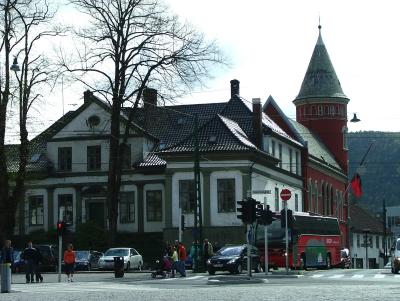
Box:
[252, 190, 271, 194]
[280, 189, 292, 201]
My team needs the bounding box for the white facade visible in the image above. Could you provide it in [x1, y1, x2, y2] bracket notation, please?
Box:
[350, 231, 389, 268]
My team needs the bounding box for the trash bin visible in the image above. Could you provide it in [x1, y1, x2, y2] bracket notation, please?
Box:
[1, 263, 11, 293]
[114, 256, 124, 278]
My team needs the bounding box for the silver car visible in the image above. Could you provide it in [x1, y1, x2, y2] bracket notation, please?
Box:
[98, 248, 143, 271]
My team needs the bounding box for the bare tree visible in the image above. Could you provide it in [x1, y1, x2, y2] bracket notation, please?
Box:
[61, 0, 225, 245]
[0, 0, 61, 242]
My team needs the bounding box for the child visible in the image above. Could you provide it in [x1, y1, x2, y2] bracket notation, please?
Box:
[63, 244, 76, 282]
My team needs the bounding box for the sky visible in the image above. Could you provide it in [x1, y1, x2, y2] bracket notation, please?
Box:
[18, 0, 400, 142]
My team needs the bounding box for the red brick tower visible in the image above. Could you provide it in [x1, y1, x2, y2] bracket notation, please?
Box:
[293, 25, 349, 174]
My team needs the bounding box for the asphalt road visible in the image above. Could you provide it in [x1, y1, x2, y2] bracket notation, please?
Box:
[2, 268, 400, 301]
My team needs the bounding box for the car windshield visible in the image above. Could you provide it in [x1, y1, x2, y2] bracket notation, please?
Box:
[216, 247, 242, 256]
[105, 249, 129, 256]
[75, 251, 90, 260]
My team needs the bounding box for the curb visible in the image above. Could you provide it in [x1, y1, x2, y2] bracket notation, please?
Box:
[207, 276, 269, 285]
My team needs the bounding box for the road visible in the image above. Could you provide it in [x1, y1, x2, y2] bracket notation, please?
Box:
[2, 268, 399, 301]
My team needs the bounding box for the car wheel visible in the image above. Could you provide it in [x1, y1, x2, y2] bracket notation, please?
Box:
[208, 268, 215, 275]
[125, 262, 131, 271]
[236, 264, 242, 274]
[138, 262, 142, 271]
[254, 262, 261, 273]
[87, 264, 91, 272]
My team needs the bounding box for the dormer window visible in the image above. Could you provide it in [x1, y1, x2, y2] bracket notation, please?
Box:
[87, 115, 100, 128]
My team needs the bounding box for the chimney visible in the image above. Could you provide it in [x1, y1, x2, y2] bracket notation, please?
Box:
[83, 90, 93, 104]
[143, 88, 157, 109]
[252, 98, 263, 149]
[230, 79, 240, 98]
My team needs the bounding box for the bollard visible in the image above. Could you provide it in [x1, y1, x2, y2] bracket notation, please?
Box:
[1, 263, 12, 293]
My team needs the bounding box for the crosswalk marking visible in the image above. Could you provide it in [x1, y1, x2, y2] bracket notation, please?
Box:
[311, 274, 324, 278]
[374, 274, 385, 279]
[351, 274, 364, 279]
[329, 274, 344, 279]
[394, 275, 400, 278]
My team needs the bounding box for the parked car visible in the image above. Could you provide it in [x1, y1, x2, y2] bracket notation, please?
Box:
[98, 248, 143, 271]
[206, 244, 261, 275]
[74, 250, 103, 271]
[34, 244, 58, 272]
[391, 237, 400, 274]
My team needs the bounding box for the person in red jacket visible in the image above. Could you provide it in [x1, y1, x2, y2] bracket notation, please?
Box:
[177, 242, 187, 277]
[63, 244, 76, 282]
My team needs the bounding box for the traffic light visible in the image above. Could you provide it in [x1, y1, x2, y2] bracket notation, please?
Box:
[56, 221, 64, 236]
[181, 214, 185, 231]
[280, 209, 293, 228]
[237, 199, 251, 223]
[259, 205, 275, 225]
[254, 200, 263, 221]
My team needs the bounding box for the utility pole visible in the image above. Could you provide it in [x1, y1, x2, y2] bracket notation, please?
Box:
[383, 199, 387, 263]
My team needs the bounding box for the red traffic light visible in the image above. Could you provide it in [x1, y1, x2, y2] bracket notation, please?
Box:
[57, 221, 65, 236]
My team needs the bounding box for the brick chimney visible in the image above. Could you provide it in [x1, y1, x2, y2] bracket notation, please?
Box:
[230, 79, 240, 98]
[143, 88, 157, 109]
[83, 90, 93, 104]
[252, 98, 263, 149]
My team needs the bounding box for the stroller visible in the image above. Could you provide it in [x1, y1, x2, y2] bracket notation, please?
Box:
[151, 256, 172, 278]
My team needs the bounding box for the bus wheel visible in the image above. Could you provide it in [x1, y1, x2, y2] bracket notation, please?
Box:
[300, 254, 307, 270]
[325, 254, 331, 270]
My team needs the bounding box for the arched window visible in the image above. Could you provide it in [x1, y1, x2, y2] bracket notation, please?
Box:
[342, 126, 348, 150]
[314, 181, 318, 213]
[308, 179, 313, 212]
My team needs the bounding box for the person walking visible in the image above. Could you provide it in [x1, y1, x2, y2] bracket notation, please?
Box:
[177, 242, 187, 277]
[22, 241, 37, 283]
[63, 244, 76, 282]
[1, 240, 14, 265]
[203, 239, 214, 268]
[34, 248, 43, 283]
[171, 246, 179, 277]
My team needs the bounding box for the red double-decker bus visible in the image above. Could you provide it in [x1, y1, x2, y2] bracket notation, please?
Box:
[255, 212, 342, 270]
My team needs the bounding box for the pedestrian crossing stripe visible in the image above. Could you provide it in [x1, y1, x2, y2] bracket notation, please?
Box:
[329, 274, 344, 278]
[311, 274, 324, 278]
[351, 275, 364, 278]
[374, 274, 385, 278]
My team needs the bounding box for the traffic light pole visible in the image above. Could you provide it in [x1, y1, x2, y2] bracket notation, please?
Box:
[247, 224, 251, 278]
[265, 224, 269, 275]
[58, 234, 62, 282]
[284, 200, 289, 274]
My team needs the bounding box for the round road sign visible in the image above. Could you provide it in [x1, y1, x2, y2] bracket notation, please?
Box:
[280, 189, 292, 201]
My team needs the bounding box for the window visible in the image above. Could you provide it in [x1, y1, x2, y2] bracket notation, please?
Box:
[179, 180, 195, 213]
[58, 194, 73, 225]
[357, 235, 360, 247]
[342, 126, 348, 150]
[289, 148, 293, 173]
[274, 187, 279, 211]
[308, 179, 313, 212]
[376, 235, 380, 249]
[120, 192, 135, 223]
[318, 105, 323, 116]
[295, 194, 298, 211]
[87, 145, 101, 171]
[350, 233, 354, 247]
[314, 181, 318, 213]
[58, 147, 72, 171]
[278, 144, 282, 168]
[271, 140, 276, 157]
[29, 196, 44, 226]
[217, 179, 235, 213]
[146, 190, 162, 222]
[295, 151, 299, 175]
[121, 144, 131, 170]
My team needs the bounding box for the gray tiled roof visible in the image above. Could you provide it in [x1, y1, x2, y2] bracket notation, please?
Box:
[287, 119, 341, 170]
[350, 205, 384, 235]
[294, 29, 348, 102]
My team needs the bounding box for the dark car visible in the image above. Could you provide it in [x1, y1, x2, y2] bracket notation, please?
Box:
[206, 245, 261, 275]
[34, 244, 58, 272]
[74, 250, 103, 271]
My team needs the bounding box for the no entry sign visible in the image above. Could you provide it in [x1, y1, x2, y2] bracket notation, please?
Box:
[280, 189, 292, 201]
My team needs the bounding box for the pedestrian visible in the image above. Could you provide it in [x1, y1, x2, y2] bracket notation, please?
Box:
[203, 238, 214, 267]
[189, 241, 199, 270]
[171, 246, 179, 277]
[177, 242, 187, 277]
[22, 241, 37, 283]
[1, 240, 14, 264]
[34, 248, 43, 283]
[64, 243, 76, 282]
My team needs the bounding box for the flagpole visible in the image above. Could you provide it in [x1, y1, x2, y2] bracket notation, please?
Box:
[347, 141, 374, 266]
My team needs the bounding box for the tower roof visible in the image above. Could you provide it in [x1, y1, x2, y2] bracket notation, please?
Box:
[294, 26, 348, 102]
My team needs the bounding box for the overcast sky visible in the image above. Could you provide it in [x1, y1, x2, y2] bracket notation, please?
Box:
[33, 0, 400, 140]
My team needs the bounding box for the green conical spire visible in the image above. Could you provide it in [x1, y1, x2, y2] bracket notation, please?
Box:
[294, 26, 348, 102]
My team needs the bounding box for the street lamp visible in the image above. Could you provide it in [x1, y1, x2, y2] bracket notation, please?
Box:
[362, 229, 371, 269]
[350, 113, 360, 123]
[10, 57, 20, 72]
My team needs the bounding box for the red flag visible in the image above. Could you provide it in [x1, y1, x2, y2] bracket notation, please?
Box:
[351, 173, 362, 198]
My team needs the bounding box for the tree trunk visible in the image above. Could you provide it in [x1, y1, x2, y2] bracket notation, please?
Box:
[0, 101, 10, 243]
